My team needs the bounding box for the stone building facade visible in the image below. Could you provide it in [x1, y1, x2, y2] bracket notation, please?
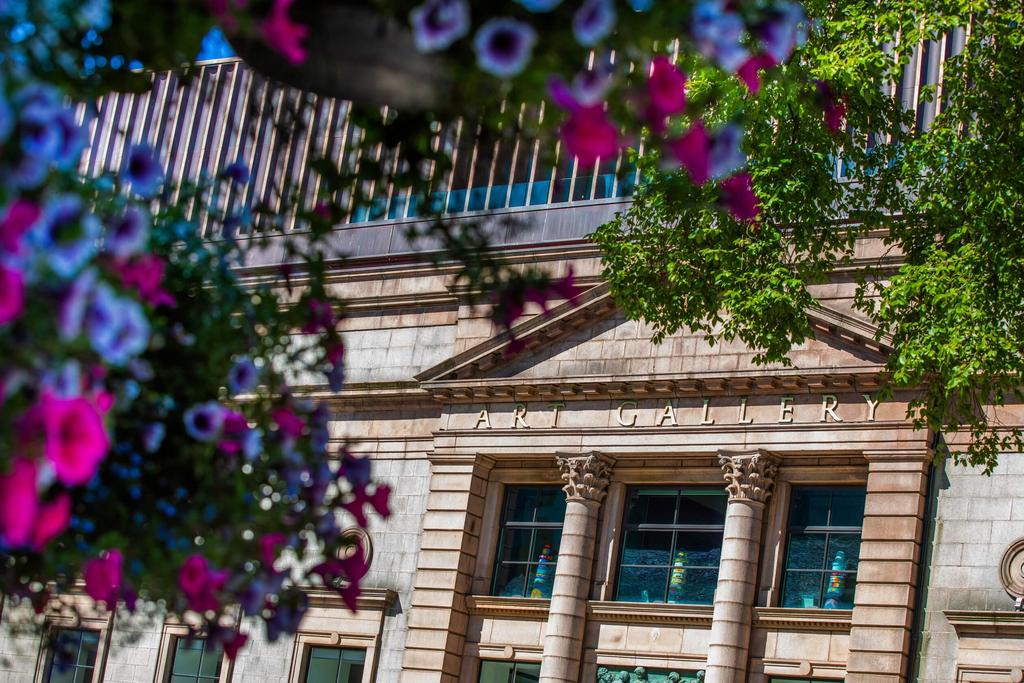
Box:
[3, 57, 1024, 683]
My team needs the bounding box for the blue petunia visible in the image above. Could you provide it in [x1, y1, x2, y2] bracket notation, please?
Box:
[31, 195, 101, 278]
[122, 144, 163, 198]
[410, 0, 470, 52]
[473, 18, 538, 78]
[184, 401, 226, 442]
[573, 0, 616, 47]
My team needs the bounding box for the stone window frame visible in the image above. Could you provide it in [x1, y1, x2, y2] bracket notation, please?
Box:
[33, 599, 113, 683]
[758, 464, 868, 609]
[152, 622, 234, 683]
[287, 631, 375, 683]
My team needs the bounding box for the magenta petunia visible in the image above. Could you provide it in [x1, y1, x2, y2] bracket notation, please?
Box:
[22, 393, 111, 486]
[260, 0, 309, 65]
[260, 532, 287, 569]
[645, 56, 687, 132]
[111, 254, 176, 308]
[719, 172, 760, 222]
[815, 80, 847, 134]
[560, 105, 620, 166]
[31, 493, 71, 551]
[0, 264, 25, 325]
[179, 554, 229, 614]
[222, 631, 248, 660]
[84, 548, 123, 606]
[736, 53, 776, 94]
[667, 122, 711, 185]
[0, 198, 41, 254]
[0, 458, 39, 548]
[271, 406, 305, 439]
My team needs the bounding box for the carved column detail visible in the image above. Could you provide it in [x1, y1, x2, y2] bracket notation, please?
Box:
[706, 450, 780, 683]
[720, 450, 779, 504]
[557, 452, 612, 503]
[540, 453, 614, 683]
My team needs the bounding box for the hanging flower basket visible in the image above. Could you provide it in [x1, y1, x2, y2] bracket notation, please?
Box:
[231, 2, 451, 111]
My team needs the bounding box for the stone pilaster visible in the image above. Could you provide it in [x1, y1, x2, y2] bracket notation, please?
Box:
[846, 452, 930, 682]
[539, 452, 613, 683]
[705, 450, 780, 683]
[400, 454, 495, 683]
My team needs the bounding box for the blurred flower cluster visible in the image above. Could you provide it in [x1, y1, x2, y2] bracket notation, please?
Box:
[0, 75, 387, 655]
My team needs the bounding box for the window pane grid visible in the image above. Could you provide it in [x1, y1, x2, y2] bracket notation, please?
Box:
[782, 487, 865, 610]
[169, 637, 223, 683]
[491, 486, 565, 599]
[616, 487, 727, 605]
[45, 630, 100, 683]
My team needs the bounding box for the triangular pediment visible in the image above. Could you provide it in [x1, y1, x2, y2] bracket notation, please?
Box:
[416, 283, 891, 394]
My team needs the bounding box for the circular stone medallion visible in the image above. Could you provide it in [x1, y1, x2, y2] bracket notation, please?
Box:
[999, 538, 1024, 600]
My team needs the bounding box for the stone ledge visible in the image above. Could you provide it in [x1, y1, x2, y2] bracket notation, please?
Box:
[466, 596, 551, 619]
[753, 607, 853, 631]
[306, 587, 398, 611]
[945, 610, 1024, 637]
[587, 601, 714, 626]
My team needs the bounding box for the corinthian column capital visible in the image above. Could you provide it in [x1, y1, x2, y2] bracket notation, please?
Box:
[556, 452, 613, 503]
[719, 449, 780, 504]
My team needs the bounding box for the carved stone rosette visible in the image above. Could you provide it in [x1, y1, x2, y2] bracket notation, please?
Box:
[719, 450, 780, 504]
[556, 452, 613, 503]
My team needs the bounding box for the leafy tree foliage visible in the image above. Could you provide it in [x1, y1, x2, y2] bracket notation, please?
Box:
[594, 0, 1024, 471]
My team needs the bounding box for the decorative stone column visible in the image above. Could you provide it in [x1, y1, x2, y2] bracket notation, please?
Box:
[539, 452, 613, 683]
[705, 450, 780, 683]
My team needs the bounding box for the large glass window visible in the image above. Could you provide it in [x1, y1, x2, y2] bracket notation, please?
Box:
[781, 486, 866, 609]
[491, 486, 566, 599]
[479, 661, 541, 682]
[168, 637, 224, 683]
[304, 647, 365, 683]
[616, 487, 727, 605]
[44, 629, 100, 683]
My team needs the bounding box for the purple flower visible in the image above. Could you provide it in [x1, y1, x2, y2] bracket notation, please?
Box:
[473, 18, 537, 78]
[142, 422, 166, 453]
[573, 0, 616, 47]
[242, 428, 263, 461]
[31, 195, 101, 278]
[42, 360, 82, 399]
[410, 0, 470, 52]
[122, 144, 163, 198]
[755, 1, 807, 64]
[85, 283, 150, 366]
[10, 155, 48, 190]
[708, 123, 746, 180]
[51, 109, 86, 168]
[228, 358, 259, 395]
[514, 0, 562, 10]
[327, 363, 345, 393]
[0, 96, 13, 144]
[184, 402, 226, 442]
[571, 65, 614, 107]
[221, 161, 250, 185]
[692, 0, 750, 72]
[58, 268, 97, 341]
[104, 206, 149, 259]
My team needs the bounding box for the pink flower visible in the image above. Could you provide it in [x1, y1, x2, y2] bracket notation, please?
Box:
[719, 172, 760, 222]
[111, 254, 176, 308]
[84, 549, 123, 606]
[31, 493, 71, 551]
[815, 80, 847, 134]
[736, 53, 776, 94]
[548, 77, 619, 166]
[178, 554, 229, 614]
[260, 0, 309, 65]
[271, 406, 305, 439]
[0, 264, 25, 325]
[21, 394, 110, 486]
[217, 409, 249, 455]
[223, 631, 248, 660]
[260, 533, 287, 569]
[302, 299, 335, 333]
[667, 122, 711, 185]
[561, 106, 619, 166]
[325, 341, 345, 367]
[0, 199, 41, 254]
[646, 56, 687, 131]
[0, 458, 38, 548]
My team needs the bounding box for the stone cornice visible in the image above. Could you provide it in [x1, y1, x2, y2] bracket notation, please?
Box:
[587, 601, 714, 626]
[423, 368, 890, 403]
[466, 596, 550, 619]
[753, 607, 853, 631]
[944, 609, 1024, 637]
[304, 587, 397, 611]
